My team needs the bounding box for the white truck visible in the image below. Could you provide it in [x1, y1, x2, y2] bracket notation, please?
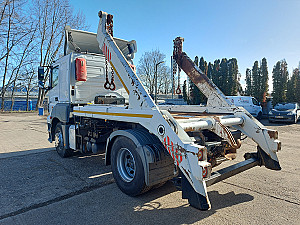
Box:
[38, 11, 281, 210]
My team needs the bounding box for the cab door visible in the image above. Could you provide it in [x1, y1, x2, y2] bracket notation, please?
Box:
[48, 64, 60, 106]
[58, 58, 70, 103]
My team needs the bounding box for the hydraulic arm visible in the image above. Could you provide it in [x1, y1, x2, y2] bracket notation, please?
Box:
[94, 11, 281, 210]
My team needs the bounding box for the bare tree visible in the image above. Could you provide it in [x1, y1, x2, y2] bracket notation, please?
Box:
[19, 64, 37, 111]
[8, 23, 37, 110]
[33, 0, 87, 108]
[137, 49, 171, 95]
[0, 0, 30, 111]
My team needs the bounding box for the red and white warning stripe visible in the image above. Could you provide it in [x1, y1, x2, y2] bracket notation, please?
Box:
[163, 136, 183, 165]
[102, 43, 112, 62]
[202, 167, 208, 178]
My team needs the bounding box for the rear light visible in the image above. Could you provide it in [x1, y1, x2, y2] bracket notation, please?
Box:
[202, 167, 208, 178]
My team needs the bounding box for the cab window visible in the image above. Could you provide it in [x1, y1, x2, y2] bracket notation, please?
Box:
[51, 66, 59, 88]
[252, 98, 259, 106]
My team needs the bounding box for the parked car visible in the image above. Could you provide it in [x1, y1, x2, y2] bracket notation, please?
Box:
[226, 96, 263, 119]
[269, 103, 300, 123]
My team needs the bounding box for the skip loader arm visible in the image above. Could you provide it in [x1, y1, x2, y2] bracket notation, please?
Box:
[95, 11, 281, 211]
[172, 37, 281, 170]
[96, 11, 220, 210]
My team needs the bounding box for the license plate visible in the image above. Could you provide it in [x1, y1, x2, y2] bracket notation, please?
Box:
[275, 116, 284, 118]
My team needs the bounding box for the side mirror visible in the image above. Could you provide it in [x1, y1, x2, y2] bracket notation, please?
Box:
[38, 67, 44, 81]
[38, 67, 46, 89]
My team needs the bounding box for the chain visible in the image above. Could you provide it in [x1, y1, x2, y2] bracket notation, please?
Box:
[107, 14, 115, 91]
[172, 57, 177, 95]
[176, 67, 181, 94]
[110, 68, 115, 90]
[173, 37, 184, 95]
[104, 57, 110, 89]
[107, 14, 113, 37]
[103, 14, 116, 90]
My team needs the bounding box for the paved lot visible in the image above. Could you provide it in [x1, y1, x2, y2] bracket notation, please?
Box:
[0, 112, 299, 224]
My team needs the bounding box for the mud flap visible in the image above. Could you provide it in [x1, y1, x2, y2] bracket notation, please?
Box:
[181, 172, 210, 210]
[257, 147, 281, 170]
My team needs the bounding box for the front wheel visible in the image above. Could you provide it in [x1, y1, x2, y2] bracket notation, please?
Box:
[293, 116, 298, 124]
[111, 136, 150, 196]
[54, 123, 73, 158]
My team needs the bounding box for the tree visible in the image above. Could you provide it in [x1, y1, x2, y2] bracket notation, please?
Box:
[19, 64, 38, 111]
[212, 59, 220, 86]
[245, 58, 269, 102]
[296, 67, 300, 103]
[189, 56, 204, 104]
[245, 68, 252, 96]
[218, 58, 229, 95]
[272, 60, 288, 106]
[0, 0, 87, 111]
[34, 0, 87, 108]
[227, 58, 239, 95]
[207, 62, 213, 80]
[137, 49, 171, 95]
[286, 68, 299, 102]
[0, 0, 31, 111]
[260, 58, 269, 102]
[252, 61, 260, 100]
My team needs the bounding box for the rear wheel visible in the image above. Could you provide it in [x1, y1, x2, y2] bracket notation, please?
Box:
[111, 136, 150, 196]
[54, 123, 73, 158]
[257, 112, 262, 120]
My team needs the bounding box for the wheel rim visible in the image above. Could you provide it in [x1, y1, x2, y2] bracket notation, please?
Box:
[116, 148, 136, 182]
[55, 129, 63, 153]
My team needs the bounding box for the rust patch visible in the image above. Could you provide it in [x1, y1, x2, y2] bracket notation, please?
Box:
[277, 141, 281, 151]
[267, 130, 278, 139]
[183, 127, 196, 132]
[176, 144, 187, 154]
[179, 53, 216, 92]
[213, 116, 221, 122]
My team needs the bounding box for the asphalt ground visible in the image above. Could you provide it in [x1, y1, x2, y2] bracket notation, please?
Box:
[0, 112, 299, 225]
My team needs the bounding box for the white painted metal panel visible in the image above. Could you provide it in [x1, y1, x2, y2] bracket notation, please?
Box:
[74, 54, 128, 103]
[59, 57, 70, 102]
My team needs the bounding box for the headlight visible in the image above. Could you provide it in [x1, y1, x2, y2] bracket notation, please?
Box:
[269, 111, 273, 115]
[287, 111, 294, 115]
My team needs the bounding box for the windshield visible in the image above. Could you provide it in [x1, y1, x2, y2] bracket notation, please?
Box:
[274, 103, 296, 110]
[252, 98, 259, 106]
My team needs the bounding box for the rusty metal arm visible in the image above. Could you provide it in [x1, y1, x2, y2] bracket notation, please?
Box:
[172, 37, 281, 170]
[173, 37, 232, 108]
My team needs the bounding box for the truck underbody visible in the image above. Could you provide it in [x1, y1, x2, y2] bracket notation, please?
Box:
[42, 11, 281, 210]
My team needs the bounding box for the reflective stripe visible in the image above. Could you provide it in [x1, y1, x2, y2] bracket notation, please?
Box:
[73, 110, 153, 118]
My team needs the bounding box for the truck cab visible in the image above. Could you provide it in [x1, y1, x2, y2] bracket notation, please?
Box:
[44, 27, 137, 142]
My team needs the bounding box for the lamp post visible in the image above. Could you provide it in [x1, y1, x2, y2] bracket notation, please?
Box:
[155, 61, 164, 104]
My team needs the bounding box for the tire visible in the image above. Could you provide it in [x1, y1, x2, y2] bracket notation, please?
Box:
[54, 122, 73, 158]
[257, 112, 262, 120]
[111, 136, 149, 196]
[293, 116, 298, 124]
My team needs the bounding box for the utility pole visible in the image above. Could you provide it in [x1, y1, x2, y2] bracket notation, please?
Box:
[155, 61, 164, 104]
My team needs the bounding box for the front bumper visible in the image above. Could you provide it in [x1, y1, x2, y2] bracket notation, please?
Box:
[269, 115, 295, 122]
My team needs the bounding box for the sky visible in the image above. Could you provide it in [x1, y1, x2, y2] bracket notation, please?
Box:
[71, 0, 300, 90]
